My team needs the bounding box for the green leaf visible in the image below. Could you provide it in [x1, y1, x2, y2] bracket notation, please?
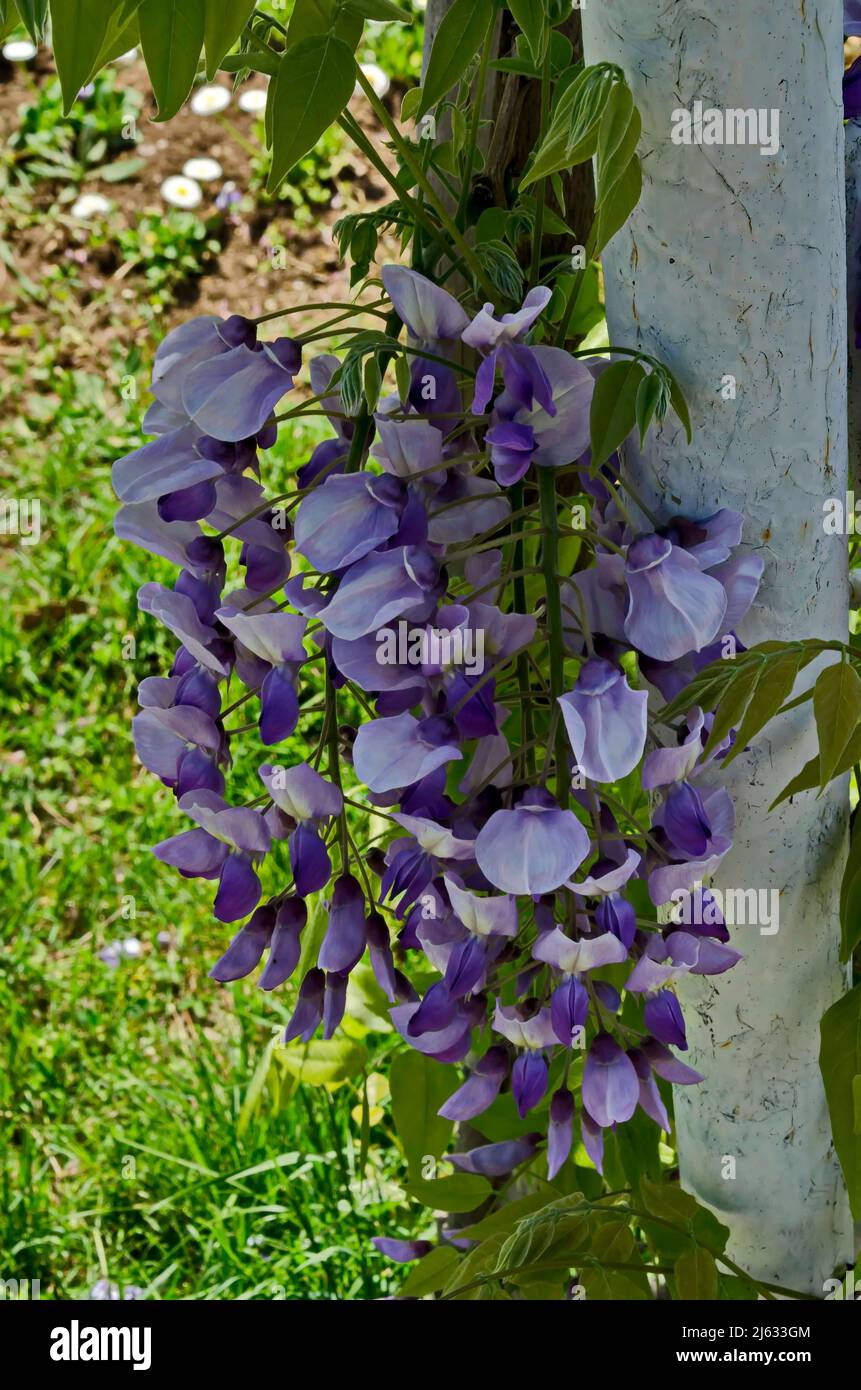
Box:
[702, 658, 762, 759]
[496, 1194, 591, 1275]
[237, 1032, 279, 1137]
[417, 0, 494, 120]
[674, 1246, 719, 1300]
[721, 648, 802, 767]
[278, 1036, 368, 1087]
[580, 1265, 647, 1300]
[640, 1175, 698, 1224]
[0, 1, 20, 43]
[594, 81, 640, 204]
[390, 1051, 453, 1179]
[138, 0, 206, 122]
[840, 813, 861, 963]
[508, 0, 546, 63]
[343, 0, 408, 21]
[399, 1245, 460, 1297]
[16, 0, 48, 41]
[403, 1174, 492, 1213]
[203, 0, 255, 79]
[588, 154, 641, 257]
[814, 661, 861, 788]
[268, 34, 356, 191]
[666, 367, 693, 442]
[442, 1231, 507, 1298]
[457, 1192, 549, 1241]
[771, 723, 861, 810]
[49, 1, 117, 111]
[589, 358, 645, 470]
[819, 982, 861, 1219]
[520, 64, 614, 189]
[286, 0, 362, 51]
[634, 370, 664, 448]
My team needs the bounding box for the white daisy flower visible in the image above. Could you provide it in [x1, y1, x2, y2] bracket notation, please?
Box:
[358, 62, 390, 99]
[238, 88, 268, 114]
[70, 192, 113, 219]
[183, 156, 223, 182]
[161, 174, 203, 209]
[3, 39, 37, 62]
[190, 84, 231, 116]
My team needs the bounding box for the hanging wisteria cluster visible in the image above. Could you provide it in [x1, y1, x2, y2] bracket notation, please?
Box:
[114, 260, 764, 1190]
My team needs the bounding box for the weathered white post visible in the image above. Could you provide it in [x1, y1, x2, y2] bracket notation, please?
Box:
[582, 1, 853, 1290]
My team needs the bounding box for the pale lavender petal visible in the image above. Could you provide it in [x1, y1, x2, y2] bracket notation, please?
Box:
[381, 264, 469, 342]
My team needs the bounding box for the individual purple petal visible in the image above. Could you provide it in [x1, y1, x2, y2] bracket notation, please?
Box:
[642, 1038, 703, 1085]
[463, 287, 552, 352]
[284, 967, 325, 1043]
[209, 904, 274, 982]
[289, 823, 332, 896]
[381, 264, 469, 343]
[571, 847, 641, 896]
[547, 1088, 574, 1180]
[138, 583, 229, 676]
[367, 912, 397, 1001]
[371, 414, 445, 481]
[390, 813, 474, 861]
[582, 1033, 639, 1128]
[216, 607, 307, 666]
[708, 552, 764, 629]
[426, 472, 510, 545]
[259, 761, 342, 821]
[442, 876, 518, 938]
[846, 54, 861, 120]
[317, 874, 366, 973]
[259, 897, 307, 990]
[644, 990, 688, 1050]
[581, 1108, 604, 1172]
[183, 340, 300, 442]
[492, 1002, 557, 1050]
[449, 1135, 540, 1177]
[371, 1237, 433, 1263]
[317, 548, 431, 641]
[408, 980, 457, 1037]
[443, 936, 487, 998]
[642, 711, 705, 790]
[624, 534, 727, 661]
[512, 1050, 548, 1118]
[113, 424, 218, 504]
[595, 892, 637, 950]
[179, 789, 271, 853]
[259, 666, 299, 746]
[550, 977, 589, 1047]
[389, 1002, 472, 1059]
[114, 497, 202, 572]
[474, 792, 591, 896]
[559, 657, 648, 784]
[664, 780, 712, 857]
[152, 827, 227, 876]
[214, 852, 262, 923]
[486, 420, 535, 486]
[323, 971, 349, 1038]
[629, 1048, 670, 1130]
[533, 925, 628, 974]
[293, 472, 402, 570]
[352, 712, 462, 794]
[437, 1047, 508, 1122]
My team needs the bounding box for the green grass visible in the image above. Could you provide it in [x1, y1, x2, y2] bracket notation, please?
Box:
[0, 333, 424, 1301]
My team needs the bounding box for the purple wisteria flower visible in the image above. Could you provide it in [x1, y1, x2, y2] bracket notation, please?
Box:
[559, 657, 648, 784]
[475, 789, 591, 895]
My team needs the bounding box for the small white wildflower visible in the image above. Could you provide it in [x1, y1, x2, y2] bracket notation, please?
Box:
[183, 156, 223, 182]
[3, 39, 37, 62]
[161, 174, 203, 209]
[70, 192, 113, 219]
[238, 88, 268, 114]
[114, 47, 139, 65]
[190, 84, 231, 116]
[358, 63, 390, 99]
